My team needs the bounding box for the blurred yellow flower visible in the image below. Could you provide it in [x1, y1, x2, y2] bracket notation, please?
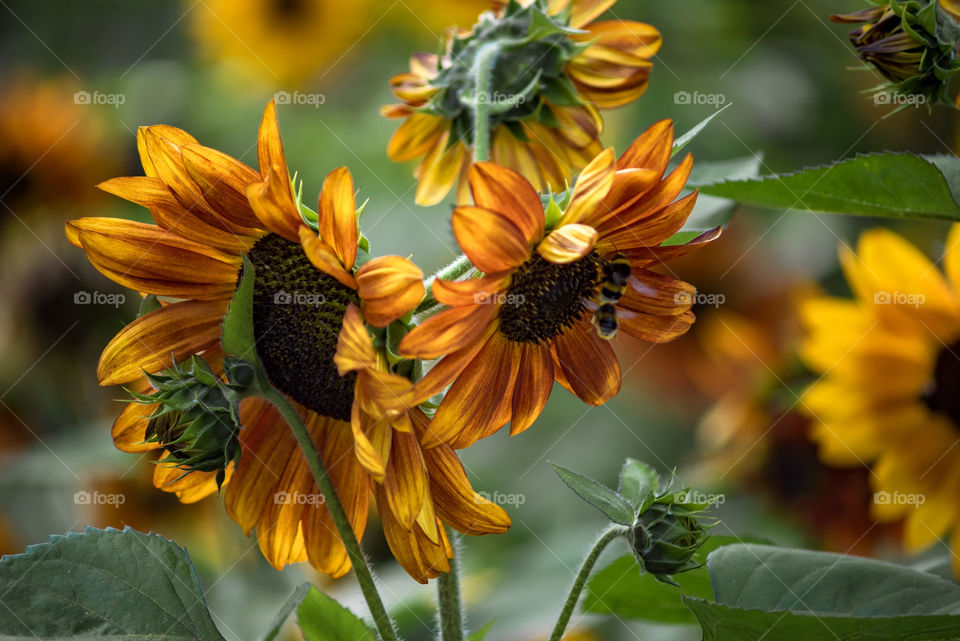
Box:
[384, 0, 661, 205]
[801, 226, 960, 572]
[188, 0, 375, 86]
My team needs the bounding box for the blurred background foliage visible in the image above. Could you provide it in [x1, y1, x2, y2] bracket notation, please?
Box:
[0, 1, 956, 639]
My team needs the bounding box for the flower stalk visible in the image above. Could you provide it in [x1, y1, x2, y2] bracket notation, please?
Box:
[261, 385, 400, 641]
[548, 526, 629, 641]
[469, 41, 500, 163]
[436, 531, 465, 641]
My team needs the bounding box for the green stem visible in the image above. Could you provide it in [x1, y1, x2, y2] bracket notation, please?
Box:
[471, 42, 500, 163]
[548, 527, 628, 641]
[436, 531, 464, 641]
[262, 387, 400, 641]
[415, 253, 474, 315]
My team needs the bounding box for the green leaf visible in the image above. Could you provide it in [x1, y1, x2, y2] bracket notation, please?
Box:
[683, 600, 960, 641]
[683, 543, 960, 640]
[582, 536, 747, 624]
[552, 463, 636, 525]
[698, 152, 960, 220]
[672, 103, 733, 157]
[297, 587, 376, 641]
[709, 544, 960, 615]
[221, 254, 258, 363]
[617, 459, 658, 511]
[0, 527, 225, 641]
[260, 583, 311, 641]
[664, 155, 764, 246]
[466, 619, 496, 641]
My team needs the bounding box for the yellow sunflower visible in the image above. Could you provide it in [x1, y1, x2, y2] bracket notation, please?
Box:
[189, 0, 375, 86]
[66, 100, 483, 579]
[384, 0, 662, 205]
[801, 226, 960, 572]
[398, 120, 720, 448]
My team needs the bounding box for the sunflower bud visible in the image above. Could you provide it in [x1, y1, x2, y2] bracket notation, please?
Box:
[134, 355, 249, 488]
[631, 495, 711, 584]
[428, 0, 587, 138]
[832, 0, 960, 107]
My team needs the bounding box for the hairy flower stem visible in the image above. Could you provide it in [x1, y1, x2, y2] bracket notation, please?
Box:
[415, 254, 475, 315]
[436, 531, 465, 641]
[548, 526, 629, 641]
[262, 387, 400, 641]
[471, 41, 500, 163]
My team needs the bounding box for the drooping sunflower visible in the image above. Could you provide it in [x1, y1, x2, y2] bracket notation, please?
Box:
[398, 120, 720, 448]
[188, 0, 375, 86]
[66, 101, 467, 578]
[335, 304, 510, 581]
[801, 226, 960, 572]
[384, 0, 662, 205]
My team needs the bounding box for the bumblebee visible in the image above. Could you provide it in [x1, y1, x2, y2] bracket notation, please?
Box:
[588, 253, 640, 340]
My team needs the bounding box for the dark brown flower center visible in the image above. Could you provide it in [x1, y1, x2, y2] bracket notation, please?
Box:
[923, 340, 960, 428]
[498, 252, 601, 343]
[269, 0, 311, 23]
[247, 233, 357, 421]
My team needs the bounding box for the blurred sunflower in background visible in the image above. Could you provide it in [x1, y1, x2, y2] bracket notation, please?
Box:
[801, 226, 960, 571]
[0, 75, 114, 219]
[384, 0, 661, 205]
[399, 120, 719, 448]
[67, 100, 503, 579]
[188, 0, 376, 86]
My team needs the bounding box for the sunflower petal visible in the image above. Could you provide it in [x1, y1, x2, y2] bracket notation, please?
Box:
[537, 223, 599, 264]
[560, 147, 616, 226]
[453, 206, 532, 273]
[318, 167, 359, 270]
[356, 256, 424, 327]
[398, 302, 497, 360]
[423, 444, 511, 534]
[553, 320, 620, 404]
[97, 299, 229, 385]
[468, 162, 545, 242]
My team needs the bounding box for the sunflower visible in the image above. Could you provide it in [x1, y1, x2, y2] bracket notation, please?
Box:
[335, 304, 510, 581]
[398, 120, 720, 449]
[801, 226, 960, 572]
[384, 0, 662, 205]
[66, 101, 451, 577]
[189, 0, 375, 86]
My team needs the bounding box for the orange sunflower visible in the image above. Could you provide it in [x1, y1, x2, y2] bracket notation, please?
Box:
[66, 101, 470, 578]
[398, 120, 720, 448]
[384, 0, 662, 205]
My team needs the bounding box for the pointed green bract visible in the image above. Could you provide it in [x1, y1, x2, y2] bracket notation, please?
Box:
[618, 459, 658, 512]
[671, 103, 733, 157]
[221, 253, 259, 363]
[552, 462, 636, 525]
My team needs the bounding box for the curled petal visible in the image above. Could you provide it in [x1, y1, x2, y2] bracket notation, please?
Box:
[537, 224, 599, 264]
[356, 256, 425, 327]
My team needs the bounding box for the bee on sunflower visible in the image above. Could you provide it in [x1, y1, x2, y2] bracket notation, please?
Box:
[384, 0, 662, 205]
[801, 226, 960, 574]
[398, 119, 721, 449]
[66, 100, 508, 581]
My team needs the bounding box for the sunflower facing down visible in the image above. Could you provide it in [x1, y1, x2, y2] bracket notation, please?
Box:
[335, 304, 510, 582]
[67, 100, 457, 578]
[801, 226, 960, 573]
[399, 120, 721, 449]
[384, 0, 662, 205]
